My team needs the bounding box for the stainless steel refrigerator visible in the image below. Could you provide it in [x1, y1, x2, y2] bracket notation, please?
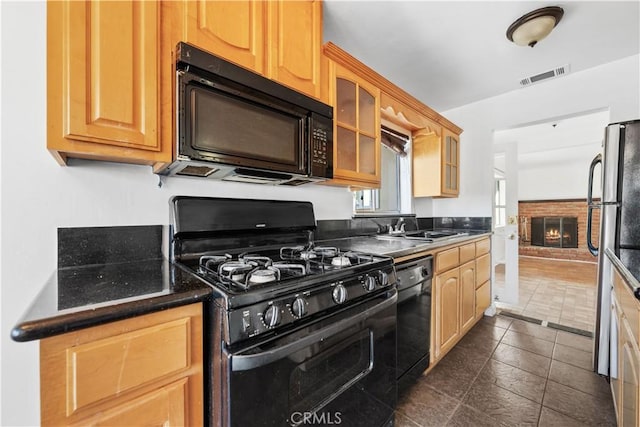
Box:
[588, 119, 640, 376]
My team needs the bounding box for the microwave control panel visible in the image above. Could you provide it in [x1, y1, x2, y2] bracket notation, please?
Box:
[311, 128, 329, 166]
[310, 116, 333, 179]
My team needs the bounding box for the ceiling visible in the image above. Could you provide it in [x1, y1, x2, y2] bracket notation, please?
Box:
[493, 109, 609, 154]
[323, 1, 640, 112]
[493, 109, 608, 170]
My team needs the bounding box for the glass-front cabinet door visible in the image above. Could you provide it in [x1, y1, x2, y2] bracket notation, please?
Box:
[330, 63, 380, 187]
[442, 128, 460, 197]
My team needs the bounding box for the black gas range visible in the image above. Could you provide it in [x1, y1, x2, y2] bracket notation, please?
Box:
[170, 196, 397, 427]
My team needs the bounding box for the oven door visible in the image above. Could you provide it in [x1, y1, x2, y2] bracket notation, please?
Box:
[222, 290, 397, 427]
[178, 70, 308, 175]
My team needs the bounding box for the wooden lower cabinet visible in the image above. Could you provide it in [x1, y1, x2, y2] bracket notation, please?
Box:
[432, 237, 491, 364]
[434, 267, 460, 360]
[612, 265, 640, 427]
[621, 320, 640, 427]
[40, 304, 203, 426]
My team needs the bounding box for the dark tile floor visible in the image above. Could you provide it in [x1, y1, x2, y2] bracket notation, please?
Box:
[396, 314, 616, 427]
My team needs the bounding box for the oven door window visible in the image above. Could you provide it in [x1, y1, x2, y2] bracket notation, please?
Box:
[288, 329, 372, 415]
[185, 83, 305, 173]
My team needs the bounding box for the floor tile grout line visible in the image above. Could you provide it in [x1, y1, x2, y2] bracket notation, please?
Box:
[441, 401, 462, 426]
[491, 341, 551, 381]
[536, 369, 549, 426]
[394, 408, 425, 427]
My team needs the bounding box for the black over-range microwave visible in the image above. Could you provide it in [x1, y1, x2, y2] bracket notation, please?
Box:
[159, 42, 333, 185]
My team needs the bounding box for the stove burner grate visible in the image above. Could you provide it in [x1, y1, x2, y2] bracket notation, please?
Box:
[199, 253, 308, 290]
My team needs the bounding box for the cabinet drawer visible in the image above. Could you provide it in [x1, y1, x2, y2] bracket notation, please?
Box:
[436, 247, 459, 273]
[74, 378, 188, 426]
[66, 318, 190, 413]
[476, 281, 491, 317]
[459, 243, 476, 264]
[476, 253, 491, 288]
[476, 238, 490, 256]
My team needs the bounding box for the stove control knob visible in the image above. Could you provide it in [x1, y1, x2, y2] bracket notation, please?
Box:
[332, 284, 347, 304]
[291, 297, 307, 318]
[263, 305, 281, 328]
[363, 275, 376, 292]
[377, 270, 389, 287]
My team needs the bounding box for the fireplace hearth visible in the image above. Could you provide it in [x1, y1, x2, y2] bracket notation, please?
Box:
[531, 217, 578, 248]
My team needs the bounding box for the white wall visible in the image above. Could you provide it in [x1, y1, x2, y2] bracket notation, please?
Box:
[0, 2, 353, 424]
[434, 54, 640, 217]
[518, 143, 603, 200]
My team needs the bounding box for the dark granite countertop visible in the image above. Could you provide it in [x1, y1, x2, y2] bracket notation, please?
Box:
[11, 259, 213, 342]
[11, 224, 490, 342]
[319, 230, 492, 259]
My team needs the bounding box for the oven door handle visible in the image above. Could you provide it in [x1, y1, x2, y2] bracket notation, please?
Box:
[230, 290, 397, 372]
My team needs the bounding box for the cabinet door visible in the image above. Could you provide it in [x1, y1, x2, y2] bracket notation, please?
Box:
[460, 261, 476, 333]
[184, 0, 266, 74]
[412, 130, 442, 197]
[476, 281, 491, 319]
[434, 268, 460, 359]
[331, 63, 381, 186]
[48, 1, 169, 165]
[442, 128, 460, 196]
[621, 319, 640, 427]
[612, 299, 622, 421]
[267, 0, 321, 99]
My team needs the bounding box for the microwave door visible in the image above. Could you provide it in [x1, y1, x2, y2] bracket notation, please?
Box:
[181, 78, 307, 175]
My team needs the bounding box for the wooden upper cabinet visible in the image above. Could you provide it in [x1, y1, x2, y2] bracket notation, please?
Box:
[267, 0, 322, 99]
[329, 62, 381, 187]
[180, 0, 321, 99]
[379, 92, 461, 198]
[47, 0, 171, 166]
[183, 0, 266, 75]
[413, 125, 460, 198]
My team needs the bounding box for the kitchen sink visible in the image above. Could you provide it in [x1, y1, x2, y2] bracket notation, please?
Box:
[374, 234, 406, 240]
[374, 230, 469, 242]
[404, 230, 469, 241]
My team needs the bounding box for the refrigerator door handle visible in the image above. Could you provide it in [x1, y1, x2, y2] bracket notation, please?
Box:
[587, 153, 602, 256]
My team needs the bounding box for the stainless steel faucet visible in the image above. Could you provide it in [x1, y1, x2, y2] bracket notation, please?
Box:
[390, 218, 406, 234]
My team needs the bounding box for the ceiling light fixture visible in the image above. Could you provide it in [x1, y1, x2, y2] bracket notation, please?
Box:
[506, 6, 564, 48]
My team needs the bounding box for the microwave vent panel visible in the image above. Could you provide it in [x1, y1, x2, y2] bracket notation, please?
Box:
[519, 64, 570, 87]
[176, 165, 218, 177]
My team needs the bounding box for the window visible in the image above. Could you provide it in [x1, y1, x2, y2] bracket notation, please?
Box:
[494, 178, 506, 227]
[354, 145, 400, 212]
[354, 126, 410, 214]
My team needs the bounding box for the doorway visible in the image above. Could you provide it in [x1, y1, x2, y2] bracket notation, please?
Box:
[491, 110, 609, 334]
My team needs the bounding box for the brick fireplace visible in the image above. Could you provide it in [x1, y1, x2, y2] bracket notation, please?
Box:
[519, 199, 599, 262]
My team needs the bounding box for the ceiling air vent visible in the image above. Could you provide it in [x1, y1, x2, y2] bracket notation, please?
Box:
[520, 64, 570, 87]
